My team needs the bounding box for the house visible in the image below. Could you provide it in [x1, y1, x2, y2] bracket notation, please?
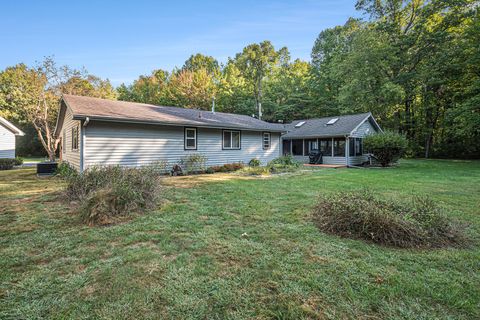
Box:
[54, 95, 382, 172]
[0, 116, 24, 159]
[280, 113, 382, 166]
[54, 95, 284, 172]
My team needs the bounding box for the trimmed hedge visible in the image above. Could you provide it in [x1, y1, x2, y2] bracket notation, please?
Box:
[363, 131, 408, 167]
[0, 157, 23, 170]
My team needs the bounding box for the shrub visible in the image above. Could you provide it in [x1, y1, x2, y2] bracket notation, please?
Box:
[205, 167, 215, 174]
[312, 190, 468, 248]
[65, 165, 162, 225]
[0, 159, 16, 170]
[266, 155, 301, 173]
[149, 160, 168, 175]
[207, 163, 244, 173]
[181, 153, 207, 174]
[236, 166, 269, 176]
[249, 158, 261, 167]
[13, 157, 24, 166]
[363, 131, 408, 167]
[268, 155, 301, 167]
[55, 161, 77, 178]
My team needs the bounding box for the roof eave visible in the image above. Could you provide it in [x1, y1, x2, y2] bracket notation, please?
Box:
[0, 117, 25, 136]
[72, 114, 286, 133]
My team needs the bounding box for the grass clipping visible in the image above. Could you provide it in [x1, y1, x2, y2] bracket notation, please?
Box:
[65, 166, 162, 225]
[312, 190, 468, 248]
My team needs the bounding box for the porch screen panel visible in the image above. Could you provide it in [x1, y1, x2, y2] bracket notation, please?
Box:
[319, 139, 332, 156]
[333, 138, 345, 156]
[303, 139, 318, 156]
[292, 139, 303, 156]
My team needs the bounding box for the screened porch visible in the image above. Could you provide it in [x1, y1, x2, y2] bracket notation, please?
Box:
[281, 137, 367, 166]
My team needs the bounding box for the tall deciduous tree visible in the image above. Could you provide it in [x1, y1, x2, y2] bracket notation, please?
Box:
[0, 57, 116, 160]
[234, 41, 285, 119]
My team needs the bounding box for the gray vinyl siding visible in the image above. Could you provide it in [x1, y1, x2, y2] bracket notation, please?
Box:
[350, 120, 376, 138]
[348, 118, 377, 166]
[0, 123, 15, 158]
[61, 108, 82, 170]
[83, 121, 280, 170]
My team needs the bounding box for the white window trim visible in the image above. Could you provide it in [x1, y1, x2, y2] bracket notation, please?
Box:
[223, 130, 241, 150]
[184, 127, 197, 150]
[263, 132, 271, 150]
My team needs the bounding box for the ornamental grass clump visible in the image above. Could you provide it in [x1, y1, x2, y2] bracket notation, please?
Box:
[312, 190, 468, 248]
[64, 165, 162, 225]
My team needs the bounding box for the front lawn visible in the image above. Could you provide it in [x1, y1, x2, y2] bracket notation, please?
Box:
[1, 160, 479, 319]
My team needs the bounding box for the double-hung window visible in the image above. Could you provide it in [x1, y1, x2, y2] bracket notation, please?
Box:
[263, 132, 271, 150]
[71, 126, 79, 151]
[223, 130, 241, 149]
[184, 128, 197, 150]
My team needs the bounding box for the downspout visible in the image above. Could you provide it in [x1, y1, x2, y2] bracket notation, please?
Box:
[80, 117, 89, 172]
[345, 135, 349, 167]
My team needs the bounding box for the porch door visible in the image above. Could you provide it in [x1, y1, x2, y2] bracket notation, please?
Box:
[282, 140, 291, 155]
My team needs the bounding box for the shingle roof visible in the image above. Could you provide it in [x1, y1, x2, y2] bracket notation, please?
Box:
[282, 112, 376, 139]
[0, 116, 24, 136]
[61, 95, 285, 132]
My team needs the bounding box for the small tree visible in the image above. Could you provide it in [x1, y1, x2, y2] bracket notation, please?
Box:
[363, 131, 408, 167]
[0, 57, 116, 161]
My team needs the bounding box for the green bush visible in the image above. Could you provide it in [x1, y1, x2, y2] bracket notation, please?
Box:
[312, 190, 468, 248]
[13, 157, 24, 166]
[181, 153, 207, 174]
[205, 167, 215, 174]
[267, 155, 300, 167]
[236, 166, 269, 176]
[65, 165, 162, 225]
[363, 131, 408, 167]
[207, 163, 244, 173]
[55, 161, 78, 178]
[249, 158, 261, 167]
[0, 159, 16, 170]
[266, 155, 301, 173]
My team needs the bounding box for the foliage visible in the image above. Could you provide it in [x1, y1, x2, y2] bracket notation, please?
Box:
[267, 155, 301, 167]
[248, 158, 261, 167]
[236, 166, 270, 176]
[55, 161, 77, 178]
[312, 190, 468, 248]
[208, 162, 244, 173]
[0, 159, 17, 170]
[364, 131, 408, 166]
[64, 165, 162, 225]
[13, 157, 23, 166]
[180, 153, 207, 174]
[0, 57, 116, 161]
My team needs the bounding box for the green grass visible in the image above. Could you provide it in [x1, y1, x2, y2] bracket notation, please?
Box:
[1, 159, 479, 319]
[21, 156, 47, 163]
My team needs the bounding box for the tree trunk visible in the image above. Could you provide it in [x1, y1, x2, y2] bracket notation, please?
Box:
[257, 78, 263, 120]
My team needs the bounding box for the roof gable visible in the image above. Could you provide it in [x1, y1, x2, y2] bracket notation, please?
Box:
[0, 116, 25, 136]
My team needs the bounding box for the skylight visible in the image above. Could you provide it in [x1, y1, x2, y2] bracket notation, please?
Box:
[326, 118, 338, 125]
[295, 121, 306, 128]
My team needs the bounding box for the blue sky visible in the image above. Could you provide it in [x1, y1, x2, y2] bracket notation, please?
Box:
[0, 0, 359, 86]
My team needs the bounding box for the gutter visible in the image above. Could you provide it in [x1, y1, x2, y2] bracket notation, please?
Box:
[71, 115, 286, 133]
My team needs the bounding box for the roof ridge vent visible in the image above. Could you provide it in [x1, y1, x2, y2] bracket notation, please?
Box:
[295, 121, 306, 128]
[326, 118, 338, 125]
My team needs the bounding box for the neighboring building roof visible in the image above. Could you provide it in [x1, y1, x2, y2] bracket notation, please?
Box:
[59, 95, 285, 133]
[282, 112, 381, 139]
[0, 116, 25, 136]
